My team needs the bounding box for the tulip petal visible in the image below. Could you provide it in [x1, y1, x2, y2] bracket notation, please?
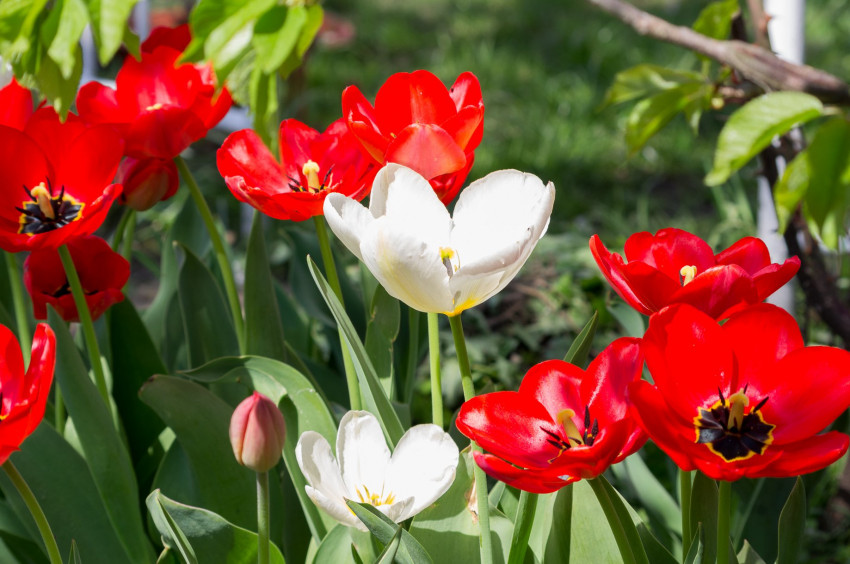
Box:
[624, 228, 715, 280]
[296, 431, 350, 502]
[374, 70, 457, 134]
[518, 360, 583, 424]
[218, 129, 288, 194]
[669, 265, 759, 320]
[582, 337, 643, 424]
[323, 194, 374, 261]
[385, 124, 467, 180]
[342, 85, 390, 164]
[589, 235, 657, 315]
[714, 236, 772, 274]
[305, 486, 364, 530]
[749, 432, 849, 478]
[337, 411, 392, 498]
[751, 257, 801, 302]
[473, 452, 576, 494]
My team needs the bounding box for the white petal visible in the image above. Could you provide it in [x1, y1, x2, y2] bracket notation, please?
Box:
[305, 485, 365, 530]
[380, 496, 416, 524]
[323, 193, 374, 262]
[295, 431, 350, 500]
[383, 424, 460, 519]
[337, 411, 392, 499]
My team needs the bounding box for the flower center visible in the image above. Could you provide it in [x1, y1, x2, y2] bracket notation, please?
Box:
[354, 484, 396, 507]
[694, 386, 774, 462]
[287, 160, 335, 194]
[17, 180, 83, 235]
[541, 406, 599, 463]
[145, 103, 164, 111]
[439, 247, 460, 277]
[679, 265, 697, 285]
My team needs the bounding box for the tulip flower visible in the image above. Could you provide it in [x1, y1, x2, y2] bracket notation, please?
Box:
[631, 303, 850, 481]
[324, 164, 555, 316]
[115, 156, 179, 211]
[0, 78, 34, 131]
[456, 339, 646, 493]
[229, 392, 286, 473]
[76, 24, 232, 160]
[590, 228, 800, 319]
[342, 70, 484, 203]
[0, 323, 55, 465]
[217, 118, 375, 221]
[295, 410, 459, 531]
[24, 235, 129, 322]
[0, 107, 124, 252]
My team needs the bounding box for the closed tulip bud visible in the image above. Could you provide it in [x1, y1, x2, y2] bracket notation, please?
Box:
[116, 156, 179, 211]
[229, 392, 286, 473]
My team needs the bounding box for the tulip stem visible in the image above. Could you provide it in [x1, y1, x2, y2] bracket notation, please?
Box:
[679, 469, 692, 559]
[448, 314, 494, 564]
[717, 480, 732, 564]
[58, 245, 109, 405]
[5, 252, 31, 362]
[313, 216, 361, 411]
[175, 156, 246, 354]
[257, 470, 273, 564]
[427, 312, 443, 428]
[507, 490, 538, 564]
[111, 207, 136, 263]
[3, 460, 62, 564]
[403, 308, 421, 402]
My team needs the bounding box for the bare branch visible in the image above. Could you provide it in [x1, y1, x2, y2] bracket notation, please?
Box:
[586, 0, 850, 104]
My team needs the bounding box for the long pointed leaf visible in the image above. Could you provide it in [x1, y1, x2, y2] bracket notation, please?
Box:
[776, 477, 806, 564]
[346, 501, 433, 564]
[245, 211, 288, 361]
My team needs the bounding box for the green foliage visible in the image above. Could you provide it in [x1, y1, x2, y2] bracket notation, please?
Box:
[692, 0, 740, 42]
[346, 501, 433, 564]
[776, 478, 806, 564]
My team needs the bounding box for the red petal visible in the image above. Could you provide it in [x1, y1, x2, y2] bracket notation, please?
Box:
[582, 337, 643, 424]
[57, 125, 124, 203]
[589, 235, 655, 315]
[752, 256, 800, 302]
[627, 381, 700, 472]
[0, 79, 34, 130]
[374, 70, 457, 134]
[342, 85, 390, 163]
[519, 360, 583, 423]
[385, 124, 467, 180]
[714, 237, 771, 274]
[125, 107, 207, 159]
[142, 25, 192, 53]
[429, 155, 473, 205]
[0, 126, 52, 225]
[669, 265, 759, 319]
[279, 119, 321, 179]
[624, 228, 715, 281]
[441, 105, 484, 153]
[75, 81, 132, 124]
[473, 452, 577, 494]
[448, 72, 484, 150]
[749, 432, 849, 478]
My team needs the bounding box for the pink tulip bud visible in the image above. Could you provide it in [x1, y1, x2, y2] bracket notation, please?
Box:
[229, 392, 286, 472]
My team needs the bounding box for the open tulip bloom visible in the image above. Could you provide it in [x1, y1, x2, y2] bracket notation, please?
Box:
[631, 303, 850, 481]
[295, 411, 459, 531]
[456, 338, 646, 493]
[590, 228, 800, 319]
[324, 163, 555, 316]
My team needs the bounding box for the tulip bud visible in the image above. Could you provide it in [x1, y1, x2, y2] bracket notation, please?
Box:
[116, 156, 179, 211]
[229, 392, 286, 472]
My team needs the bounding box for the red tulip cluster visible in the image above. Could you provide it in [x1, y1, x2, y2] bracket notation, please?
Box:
[457, 228, 850, 490]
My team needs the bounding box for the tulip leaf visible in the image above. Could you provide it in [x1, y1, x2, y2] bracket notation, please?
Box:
[147, 490, 286, 564]
[365, 284, 400, 398]
[0, 425, 134, 563]
[587, 476, 650, 564]
[346, 501, 433, 564]
[176, 243, 239, 367]
[307, 256, 406, 446]
[563, 311, 598, 366]
[705, 92, 824, 186]
[610, 452, 681, 538]
[69, 540, 82, 564]
[375, 526, 403, 564]
[637, 523, 679, 564]
[48, 308, 156, 563]
[689, 472, 718, 563]
[684, 523, 705, 564]
[311, 525, 377, 564]
[542, 486, 572, 563]
[738, 540, 768, 564]
[245, 211, 288, 362]
[776, 477, 806, 564]
[140, 375, 256, 530]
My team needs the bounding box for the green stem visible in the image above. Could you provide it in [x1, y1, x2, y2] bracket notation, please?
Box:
[717, 480, 732, 564]
[448, 313, 493, 564]
[403, 308, 421, 402]
[680, 469, 692, 560]
[507, 490, 539, 564]
[58, 245, 109, 404]
[174, 156, 245, 354]
[587, 476, 642, 564]
[313, 216, 361, 411]
[427, 312, 443, 428]
[3, 461, 62, 564]
[5, 252, 31, 361]
[257, 471, 274, 564]
[111, 206, 133, 253]
[54, 387, 65, 437]
[121, 210, 136, 264]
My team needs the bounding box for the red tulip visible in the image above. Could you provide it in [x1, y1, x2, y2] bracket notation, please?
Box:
[217, 118, 375, 222]
[631, 303, 850, 481]
[24, 235, 129, 322]
[456, 339, 646, 493]
[230, 392, 286, 473]
[116, 156, 179, 211]
[0, 108, 123, 253]
[590, 228, 800, 319]
[76, 25, 232, 160]
[342, 70, 484, 204]
[0, 323, 55, 465]
[0, 78, 34, 131]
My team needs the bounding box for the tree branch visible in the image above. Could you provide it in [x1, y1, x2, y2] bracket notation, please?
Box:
[586, 0, 850, 104]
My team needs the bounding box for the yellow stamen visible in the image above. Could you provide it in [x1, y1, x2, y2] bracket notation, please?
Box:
[679, 265, 697, 285]
[727, 391, 749, 431]
[439, 247, 460, 276]
[302, 160, 321, 192]
[354, 484, 395, 507]
[557, 409, 583, 447]
[30, 184, 55, 220]
[146, 103, 164, 111]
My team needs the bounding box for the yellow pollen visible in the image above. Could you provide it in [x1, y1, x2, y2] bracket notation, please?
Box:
[680, 265, 697, 285]
[557, 409, 583, 447]
[355, 485, 395, 507]
[727, 390, 749, 431]
[146, 103, 164, 111]
[302, 160, 321, 192]
[30, 184, 55, 219]
[439, 247, 460, 276]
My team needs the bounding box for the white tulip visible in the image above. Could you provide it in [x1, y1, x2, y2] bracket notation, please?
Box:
[324, 163, 555, 316]
[295, 410, 459, 531]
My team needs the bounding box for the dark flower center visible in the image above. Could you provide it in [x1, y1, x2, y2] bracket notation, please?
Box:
[17, 180, 83, 235]
[541, 406, 599, 463]
[694, 386, 774, 462]
[287, 160, 335, 194]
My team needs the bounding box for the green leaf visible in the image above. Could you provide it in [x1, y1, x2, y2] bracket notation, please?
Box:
[69, 540, 82, 564]
[277, 4, 323, 78]
[543, 486, 572, 563]
[610, 453, 681, 538]
[705, 92, 824, 186]
[346, 501, 433, 564]
[637, 523, 678, 564]
[365, 284, 400, 398]
[625, 81, 711, 153]
[307, 256, 405, 446]
[244, 212, 288, 362]
[589, 475, 650, 564]
[375, 526, 402, 564]
[147, 490, 286, 564]
[564, 311, 598, 366]
[252, 5, 306, 73]
[42, 0, 88, 78]
[34, 42, 82, 118]
[177, 243, 239, 367]
[684, 523, 705, 564]
[689, 473, 718, 564]
[83, 0, 137, 64]
[140, 376, 256, 530]
[774, 148, 811, 233]
[608, 302, 645, 338]
[311, 525, 376, 564]
[602, 64, 703, 107]
[48, 309, 155, 563]
[776, 477, 806, 564]
[738, 540, 768, 564]
[692, 0, 739, 41]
